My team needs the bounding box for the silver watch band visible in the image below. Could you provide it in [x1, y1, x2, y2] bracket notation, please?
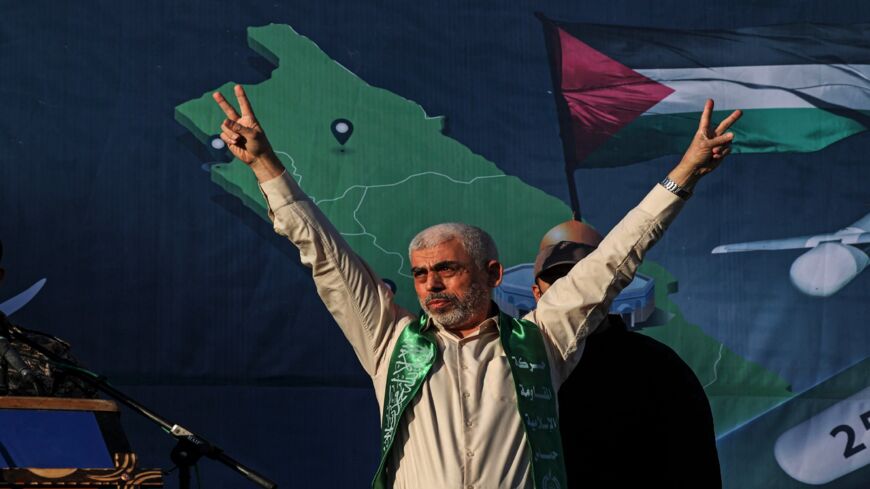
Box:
[659, 177, 692, 200]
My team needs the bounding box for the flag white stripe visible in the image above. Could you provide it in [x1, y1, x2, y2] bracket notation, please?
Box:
[637, 64, 870, 114]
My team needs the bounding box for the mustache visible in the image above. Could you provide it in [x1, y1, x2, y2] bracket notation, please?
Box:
[425, 292, 458, 306]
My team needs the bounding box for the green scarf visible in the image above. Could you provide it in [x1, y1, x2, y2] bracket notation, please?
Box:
[372, 309, 568, 489]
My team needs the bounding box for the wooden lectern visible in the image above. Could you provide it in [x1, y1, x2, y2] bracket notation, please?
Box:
[0, 397, 163, 488]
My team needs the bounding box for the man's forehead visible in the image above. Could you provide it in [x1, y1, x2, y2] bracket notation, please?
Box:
[409, 238, 470, 266]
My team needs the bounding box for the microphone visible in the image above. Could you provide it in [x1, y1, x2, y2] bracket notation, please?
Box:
[0, 312, 44, 396]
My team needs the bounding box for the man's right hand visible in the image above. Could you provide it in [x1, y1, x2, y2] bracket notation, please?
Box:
[213, 85, 284, 182]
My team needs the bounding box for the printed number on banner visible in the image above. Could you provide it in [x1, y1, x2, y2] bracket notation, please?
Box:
[830, 409, 870, 458]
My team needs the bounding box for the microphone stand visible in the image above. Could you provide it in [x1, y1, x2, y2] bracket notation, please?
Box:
[0, 313, 277, 489]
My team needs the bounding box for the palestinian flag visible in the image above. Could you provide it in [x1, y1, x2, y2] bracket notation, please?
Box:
[538, 15, 870, 168]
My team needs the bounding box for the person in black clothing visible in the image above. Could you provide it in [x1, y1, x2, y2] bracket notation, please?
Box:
[532, 240, 721, 488]
[0, 240, 95, 398]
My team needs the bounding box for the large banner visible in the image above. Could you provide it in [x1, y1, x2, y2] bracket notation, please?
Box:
[1, 1, 869, 487]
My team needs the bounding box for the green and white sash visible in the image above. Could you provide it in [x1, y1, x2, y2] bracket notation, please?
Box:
[372, 310, 568, 489]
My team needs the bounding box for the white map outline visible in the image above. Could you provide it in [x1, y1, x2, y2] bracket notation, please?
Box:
[274, 150, 506, 277]
[703, 343, 725, 389]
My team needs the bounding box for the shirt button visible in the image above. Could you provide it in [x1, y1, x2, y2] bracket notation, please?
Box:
[465, 420, 473, 427]
[466, 485, 474, 489]
[462, 392, 470, 398]
[466, 450, 474, 458]
[462, 365, 469, 370]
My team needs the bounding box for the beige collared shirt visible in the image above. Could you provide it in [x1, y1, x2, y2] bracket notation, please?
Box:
[259, 171, 684, 488]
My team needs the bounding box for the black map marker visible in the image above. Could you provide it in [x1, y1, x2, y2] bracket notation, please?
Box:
[331, 118, 354, 146]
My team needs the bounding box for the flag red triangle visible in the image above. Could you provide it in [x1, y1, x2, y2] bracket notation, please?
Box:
[555, 27, 674, 164]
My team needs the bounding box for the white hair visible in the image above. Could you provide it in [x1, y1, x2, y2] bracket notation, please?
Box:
[408, 222, 499, 269]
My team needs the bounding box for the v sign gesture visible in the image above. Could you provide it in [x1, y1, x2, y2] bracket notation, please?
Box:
[213, 85, 284, 182]
[668, 99, 742, 191]
[212, 85, 284, 182]
[214, 85, 272, 164]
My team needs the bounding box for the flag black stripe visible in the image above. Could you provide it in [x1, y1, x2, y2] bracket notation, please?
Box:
[545, 20, 870, 69]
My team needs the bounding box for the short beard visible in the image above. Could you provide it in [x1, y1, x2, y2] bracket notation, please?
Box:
[420, 281, 491, 329]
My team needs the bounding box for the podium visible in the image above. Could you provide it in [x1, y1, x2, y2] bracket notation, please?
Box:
[0, 397, 163, 488]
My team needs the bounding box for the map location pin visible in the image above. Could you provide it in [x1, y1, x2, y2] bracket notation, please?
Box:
[331, 119, 354, 147]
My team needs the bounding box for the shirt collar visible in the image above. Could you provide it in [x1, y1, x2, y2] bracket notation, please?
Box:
[421, 302, 501, 334]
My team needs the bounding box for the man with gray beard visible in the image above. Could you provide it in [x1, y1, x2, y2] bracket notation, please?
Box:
[212, 85, 741, 489]
[409, 222, 496, 332]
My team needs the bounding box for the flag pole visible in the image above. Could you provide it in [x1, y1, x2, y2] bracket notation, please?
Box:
[565, 167, 582, 220]
[537, 12, 583, 220]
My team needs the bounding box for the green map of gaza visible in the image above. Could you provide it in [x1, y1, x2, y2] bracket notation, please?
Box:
[175, 23, 792, 435]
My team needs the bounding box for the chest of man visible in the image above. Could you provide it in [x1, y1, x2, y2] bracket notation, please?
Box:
[375, 323, 535, 489]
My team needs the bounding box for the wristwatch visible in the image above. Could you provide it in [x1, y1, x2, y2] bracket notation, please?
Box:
[659, 177, 692, 200]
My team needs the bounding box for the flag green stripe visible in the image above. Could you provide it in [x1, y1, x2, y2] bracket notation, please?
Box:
[583, 108, 870, 168]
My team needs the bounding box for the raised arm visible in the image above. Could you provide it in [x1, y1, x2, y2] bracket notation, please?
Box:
[532, 100, 741, 372]
[213, 85, 411, 377]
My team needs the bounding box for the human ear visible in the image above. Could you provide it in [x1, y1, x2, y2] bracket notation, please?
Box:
[531, 284, 542, 302]
[486, 260, 503, 288]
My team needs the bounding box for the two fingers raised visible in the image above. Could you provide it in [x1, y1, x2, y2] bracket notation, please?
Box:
[212, 85, 256, 121]
[698, 98, 742, 137]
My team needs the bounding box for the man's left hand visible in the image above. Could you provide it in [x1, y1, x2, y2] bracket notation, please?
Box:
[669, 99, 742, 189]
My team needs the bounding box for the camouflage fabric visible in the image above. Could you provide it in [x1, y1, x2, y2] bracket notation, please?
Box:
[1, 327, 97, 398]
